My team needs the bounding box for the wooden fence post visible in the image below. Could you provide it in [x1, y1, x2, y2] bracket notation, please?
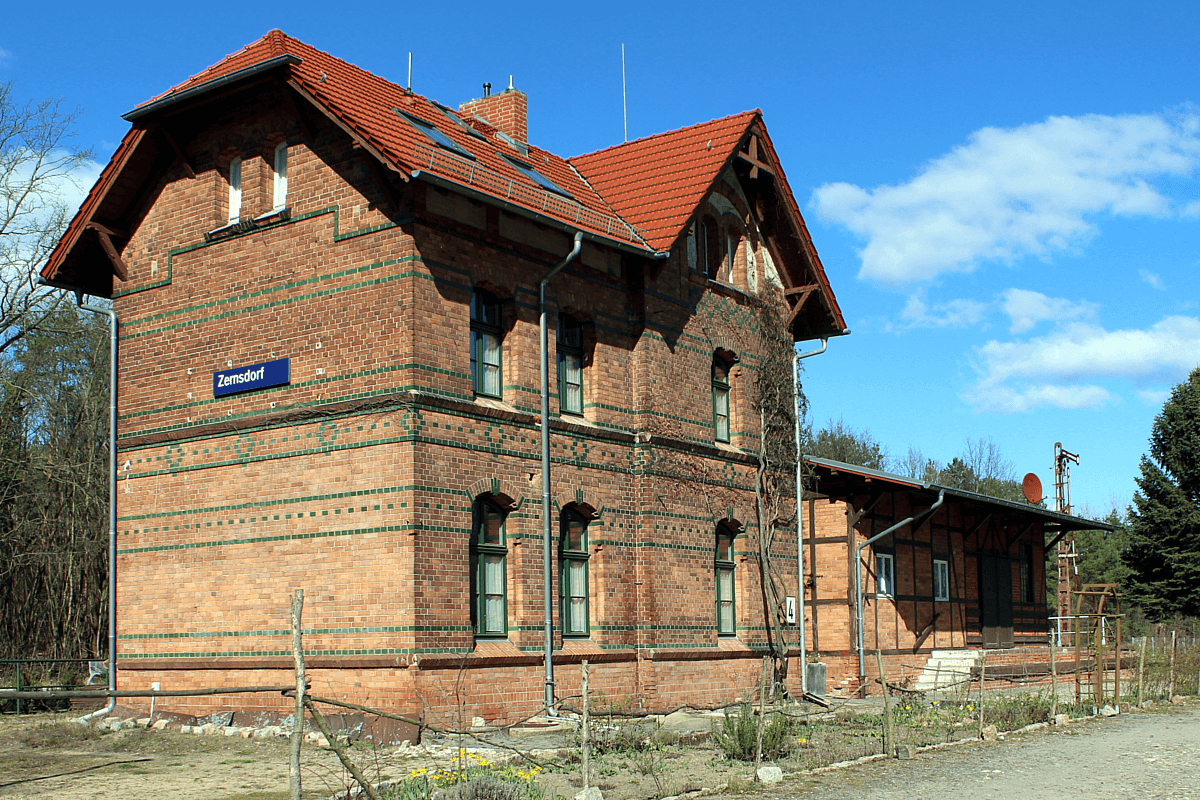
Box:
[754, 656, 768, 775]
[581, 660, 590, 791]
[1168, 630, 1177, 698]
[978, 652, 987, 739]
[876, 649, 893, 757]
[1137, 642, 1145, 707]
[1049, 633, 1058, 720]
[290, 589, 305, 800]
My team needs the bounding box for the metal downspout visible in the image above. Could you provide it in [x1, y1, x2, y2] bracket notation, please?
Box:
[539, 231, 583, 715]
[792, 338, 827, 694]
[856, 489, 945, 681]
[76, 296, 117, 722]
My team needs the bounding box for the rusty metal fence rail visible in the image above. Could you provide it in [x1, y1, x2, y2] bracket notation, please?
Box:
[0, 658, 99, 715]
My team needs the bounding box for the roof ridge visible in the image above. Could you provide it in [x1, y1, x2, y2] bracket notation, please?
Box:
[268, 28, 286, 56]
[138, 31, 279, 107]
[569, 109, 759, 161]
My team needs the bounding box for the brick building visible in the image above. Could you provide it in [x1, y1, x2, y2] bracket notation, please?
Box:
[41, 32, 848, 723]
[801, 457, 1112, 695]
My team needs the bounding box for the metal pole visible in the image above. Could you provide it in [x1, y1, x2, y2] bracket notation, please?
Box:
[79, 300, 117, 713]
[793, 339, 827, 694]
[539, 232, 582, 715]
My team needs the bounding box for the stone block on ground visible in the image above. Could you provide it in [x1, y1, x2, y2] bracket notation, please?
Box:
[896, 744, 916, 760]
[152, 719, 170, 730]
[981, 724, 998, 741]
[1100, 704, 1119, 716]
[575, 788, 604, 800]
[756, 766, 783, 785]
[1171, 695, 1185, 705]
[1054, 714, 1070, 726]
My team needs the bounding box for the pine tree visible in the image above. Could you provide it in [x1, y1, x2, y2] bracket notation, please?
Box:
[1124, 367, 1200, 620]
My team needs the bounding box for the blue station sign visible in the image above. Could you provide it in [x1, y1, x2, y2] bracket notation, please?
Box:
[213, 358, 290, 397]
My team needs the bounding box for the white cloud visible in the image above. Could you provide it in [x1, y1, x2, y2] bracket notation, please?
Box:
[1139, 269, 1164, 289]
[1137, 388, 1171, 406]
[965, 314, 1200, 412]
[1001, 288, 1097, 333]
[2, 154, 102, 282]
[811, 109, 1200, 286]
[964, 382, 1116, 414]
[898, 293, 989, 329]
[0, 47, 11, 65]
[58, 158, 103, 216]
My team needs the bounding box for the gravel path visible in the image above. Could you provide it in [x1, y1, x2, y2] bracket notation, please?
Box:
[773, 704, 1200, 800]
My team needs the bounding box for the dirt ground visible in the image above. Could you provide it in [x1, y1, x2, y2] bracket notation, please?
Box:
[775, 701, 1200, 799]
[1, 700, 1195, 800]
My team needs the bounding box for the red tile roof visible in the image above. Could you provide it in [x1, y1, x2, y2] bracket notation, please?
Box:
[44, 30, 845, 335]
[569, 111, 759, 251]
[132, 31, 646, 250]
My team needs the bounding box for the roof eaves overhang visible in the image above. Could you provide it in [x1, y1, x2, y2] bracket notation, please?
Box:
[748, 125, 847, 339]
[123, 54, 302, 122]
[39, 126, 149, 297]
[804, 456, 1115, 533]
[411, 169, 665, 260]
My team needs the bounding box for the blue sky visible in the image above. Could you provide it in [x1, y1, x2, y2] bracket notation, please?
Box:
[5, 0, 1198, 517]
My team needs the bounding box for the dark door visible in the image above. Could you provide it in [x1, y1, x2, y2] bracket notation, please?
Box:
[980, 555, 1014, 648]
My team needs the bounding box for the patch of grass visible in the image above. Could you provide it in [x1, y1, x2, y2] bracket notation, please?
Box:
[16, 722, 103, 748]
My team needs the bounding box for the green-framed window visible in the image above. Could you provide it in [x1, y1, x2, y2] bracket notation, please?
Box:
[716, 526, 737, 635]
[712, 353, 732, 443]
[557, 317, 584, 416]
[470, 497, 508, 636]
[559, 507, 590, 636]
[470, 290, 502, 398]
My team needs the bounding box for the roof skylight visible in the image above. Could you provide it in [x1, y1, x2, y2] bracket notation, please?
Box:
[433, 103, 486, 141]
[501, 155, 571, 198]
[395, 110, 475, 160]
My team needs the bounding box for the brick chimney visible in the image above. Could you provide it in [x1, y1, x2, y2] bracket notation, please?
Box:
[459, 81, 528, 145]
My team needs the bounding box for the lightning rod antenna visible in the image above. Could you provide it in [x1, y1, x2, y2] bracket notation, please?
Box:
[621, 43, 628, 143]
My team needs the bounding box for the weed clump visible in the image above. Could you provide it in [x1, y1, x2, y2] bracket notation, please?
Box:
[710, 704, 796, 761]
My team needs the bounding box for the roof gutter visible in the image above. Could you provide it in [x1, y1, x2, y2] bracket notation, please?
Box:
[410, 169, 665, 259]
[855, 489, 945, 683]
[123, 55, 302, 122]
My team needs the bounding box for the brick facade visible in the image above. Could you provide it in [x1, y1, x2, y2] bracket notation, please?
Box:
[44, 34, 852, 725]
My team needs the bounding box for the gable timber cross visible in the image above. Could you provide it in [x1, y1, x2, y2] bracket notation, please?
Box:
[785, 284, 818, 331]
[86, 223, 129, 281]
[737, 134, 774, 179]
